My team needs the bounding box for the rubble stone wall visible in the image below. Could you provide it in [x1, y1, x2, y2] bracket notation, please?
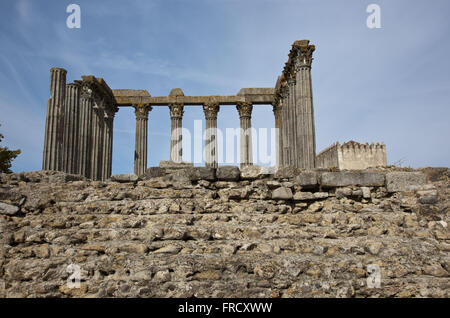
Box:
[0, 166, 448, 298]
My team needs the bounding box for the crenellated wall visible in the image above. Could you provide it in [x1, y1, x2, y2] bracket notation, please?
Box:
[317, 141, 387, 170]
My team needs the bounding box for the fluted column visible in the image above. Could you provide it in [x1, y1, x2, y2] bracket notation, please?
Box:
[43, 67, 66, 171]
[287, 73, 297, 167]
[236, 101, 253, 167]
[133, 104, 152, 176]
[79, 84, 93, 178]
[62, 82, 80, 174]
[102, 110, 112, 181]
[293, 40, 316, 169]
[169, 103, 184, 163]
[272, 97, 283, 168]
[107, 108, 117, 179]
[90, 101, 104, 180]
[203, 101, 220, 168]
[280, 81, 290, 167]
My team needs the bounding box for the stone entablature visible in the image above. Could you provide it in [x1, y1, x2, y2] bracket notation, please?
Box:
[316, 141, 387, 170]
[111, 89, 275, 106]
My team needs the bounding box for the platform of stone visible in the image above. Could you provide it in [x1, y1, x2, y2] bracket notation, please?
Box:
[1, 167, 447, 297]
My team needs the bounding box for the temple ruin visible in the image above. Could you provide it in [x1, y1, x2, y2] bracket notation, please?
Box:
[42, 40, 386, 180]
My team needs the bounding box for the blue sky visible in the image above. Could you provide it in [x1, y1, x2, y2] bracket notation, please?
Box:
[0, 0, 449, 174]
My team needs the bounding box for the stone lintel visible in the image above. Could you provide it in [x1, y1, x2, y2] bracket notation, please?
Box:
[112, 89, 274, 106]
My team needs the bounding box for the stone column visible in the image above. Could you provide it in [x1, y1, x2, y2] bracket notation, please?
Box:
[236, 101, 253, 167]
[42, 67, 66, 171]
[203, 101, 220, 168]
[90, 101, 104, 181]
[107, 108, 117, 179]
[279, 81, 290, 167]
[62, 82, 80, 174]
[168, 103, 184, 163]
[272, 96, 283, 168]
[287, 72, 297, 167]
[102, 109, 112, 181]
[133, 104, 152, 176]
[293, 40, 316, 169]
[79, 84, 94, 178]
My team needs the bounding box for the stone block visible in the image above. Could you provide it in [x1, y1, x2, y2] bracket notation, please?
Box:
[294, 171, 318, 188]
[386, 172, 426, 192]
[216, 166, 240, 181]
[418, 167, 449, 182]
[320, 171, 385, 187]
[241, 166, 276, 180]
[186, 167, 216, 181]
[0, 202, 19, 215]
[142, 167, 166, 180]
[274, 166, 301, 179]
[272, 187, 293, 200]
[110, 174, 139, 183]
[293, 192, 315, 201]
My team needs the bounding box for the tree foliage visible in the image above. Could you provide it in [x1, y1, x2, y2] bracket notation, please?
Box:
[0, 124, 21, 173]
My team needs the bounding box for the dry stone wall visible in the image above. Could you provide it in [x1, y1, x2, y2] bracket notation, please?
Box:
[0, 166, 448, 298]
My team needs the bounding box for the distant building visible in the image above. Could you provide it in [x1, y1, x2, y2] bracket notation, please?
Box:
[316, 141, 387, 170]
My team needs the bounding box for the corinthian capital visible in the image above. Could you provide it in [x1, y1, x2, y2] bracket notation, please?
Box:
[292, 40, 315, 69]
[80, 84, 93, 99]
[133, 103, 152, 119]
[272, 98, 283, 117]
[236, 101, 253, 118]
[169, 103, 184, 119]
[203, 101, 220, 120]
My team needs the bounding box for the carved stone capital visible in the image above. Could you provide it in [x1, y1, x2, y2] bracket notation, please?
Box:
[133, 103, 152, 119]
[292, 40, 315, 69]
[280, 82, 289, 99]
[203, 102, 220, 120]
[272, 98, 283, 117]
[169, 103, 184, 119]
[236, 101, 253, 118]
[80, 84, 93, 100]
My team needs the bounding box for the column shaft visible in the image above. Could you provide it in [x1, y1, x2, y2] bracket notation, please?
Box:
[203, 102, 220, 168]
[236, 102, 253, 167]
[134, 104, 151, 176]
[169, 103, 184, 163]
[42, 67, 66, 171]
[62, 83, 80, 174]
[293, 41, 316, 169]
[79, 85, 93, 178]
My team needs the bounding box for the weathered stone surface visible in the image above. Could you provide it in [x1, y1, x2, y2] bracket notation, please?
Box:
[110, 174, 139, 183]
[0, 168, 447, 298]
[241, 166, 276, 180]
[186, 167, 216, 181]
[293, 192, 315, 201]
[0, 202, 19, 215]
[321, 171, 385, 187]
[386, 172, 427, 192]
[274, 167, 301, 179]
[141, 167, 166, 179]
[216, 166, 240, 181]
[419, 167, 449, 182]
[294, 171, 318, 188]
[272, 187, 293, 200]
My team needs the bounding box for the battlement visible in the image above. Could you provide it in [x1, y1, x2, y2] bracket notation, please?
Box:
[317, 141, 387, 170]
